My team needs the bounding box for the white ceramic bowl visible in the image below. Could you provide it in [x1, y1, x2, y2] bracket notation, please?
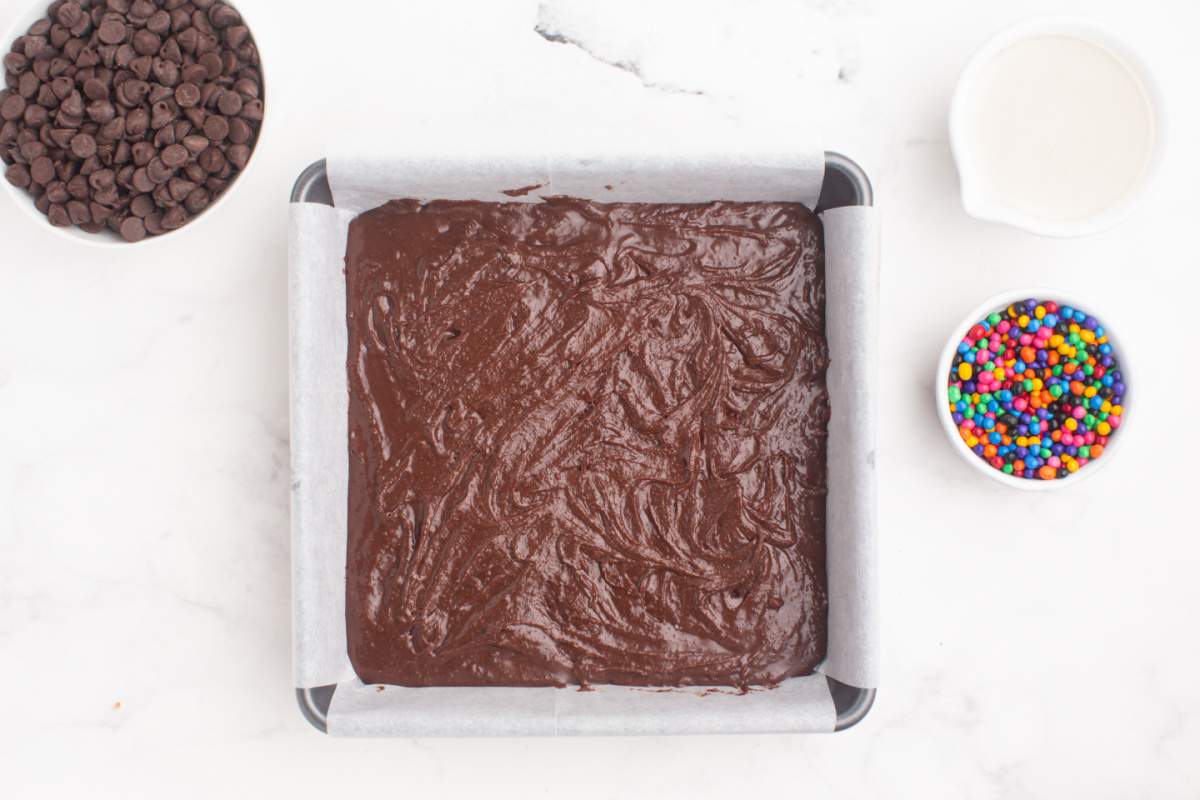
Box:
[0, 0, 269, 247]
[949, 17, 1165, 238]
[936, 289, 1132, 491]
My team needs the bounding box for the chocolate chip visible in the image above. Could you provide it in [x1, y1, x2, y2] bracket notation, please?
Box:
[161, 204, 187, 229]
[23, 104, 49, 127]
[130, 55, 153, 81]
[82, 78, 108, 101]
[167, 176, 196, 200]
[202, 114, 227, 141]
[125, 106, 149, 136]
[93, 185, 119, 206]
[183, 162, 206, 183]
[76, 47, 99, 68]
[131, 166, 153, 192]
[130, 193, 156, 217]
[209, 4, 242, 28]
[132, 30, 161, 57]
[29, 155, 55, 184]
[119, 215, 146, 242]
[118, 79, 147, 106]
[5, 162, 31, 188]
[174, 82, 200, 107]
[198, 52, 222, 79]
[151, 182, 173, 207]
[161, 143, 188, 167]
[130, 0, 157, 20]
[177, 28, 199, 54]
[197, 146, 224, 173]
[0, 94, 26, 121]
[217, 90, 241, 116]
[89, 202, 111, 224]
[60, 2, 85, 27]
[69, 132, 95, 158]
[224, 26, 248, 49]
[18, 139, 46, 161]
[169, 9, 191, 35]
[150, 100, 176, 129]
[226, 143, 250, 169]
[146, 157, 174, 183]
[2, 52, 29, 75]
[66, 199, 90, 224]
[22, 35, 49, 60]
[48, 128, 74, 149]
[131, 141, 155, 166]
[143, 211, 165, 235]
[88, 168, 115, 191]
[56, 161, 78, 182]
[179, 65, 206, 87]
[147, 11, 172, 36]
[48, 58, 72, 79]
[183, 107, 206, 128]
[227, 116, 251, 145]
[45, 181, 69, 203]
[60, 91, 84, 117]
[66, 173, 89, 199]
[97, 116, 125, 143]
[181, 134, 209, 155]
[160, 36, 182, 65]
[18, 72, 40, 100]
[86, 99, 115, 123]
[53, 108, 83, 129]
[114, 44, 135, 68]
[183, 186, 209, 214]
[49, 27, 71, 50]
[98, 20, 126, 46]
[152, 58, 179, 87]
[199, 83, 220, 109]
[233, 76, 258, 99]
[47, 203, 71, 226]
[49, 77, 72, 102]
[196, 33, 219, 56]
[63, 39, 85, 62]
[148, 84, 173, 105]
[36, 84, 59, 109]
[240, 97, 263, 121]
[191, 8, 213, 34]
[153, 125, 177, 148]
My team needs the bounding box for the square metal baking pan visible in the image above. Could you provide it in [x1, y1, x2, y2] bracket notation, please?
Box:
[290, 153, 876, 733]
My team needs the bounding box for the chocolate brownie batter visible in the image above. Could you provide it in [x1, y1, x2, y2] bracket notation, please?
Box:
[345, 197, 829, 688]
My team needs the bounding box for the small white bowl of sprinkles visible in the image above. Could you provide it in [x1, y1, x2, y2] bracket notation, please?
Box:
[936, 290, 1130, 490]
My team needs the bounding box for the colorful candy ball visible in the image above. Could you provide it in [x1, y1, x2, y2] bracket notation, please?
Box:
[947, 298, 1125, 481]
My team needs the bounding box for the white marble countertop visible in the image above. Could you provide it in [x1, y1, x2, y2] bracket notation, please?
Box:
[2, 0, 1199, 796]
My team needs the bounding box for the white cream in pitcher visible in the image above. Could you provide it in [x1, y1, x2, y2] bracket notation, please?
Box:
[957, 32, 1157, 228]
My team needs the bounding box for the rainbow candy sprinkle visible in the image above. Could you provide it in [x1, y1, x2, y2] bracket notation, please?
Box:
[947, 298, 1125, 481]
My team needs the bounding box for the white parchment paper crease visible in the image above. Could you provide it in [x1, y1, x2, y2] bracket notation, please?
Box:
[289, 148, 879, 735]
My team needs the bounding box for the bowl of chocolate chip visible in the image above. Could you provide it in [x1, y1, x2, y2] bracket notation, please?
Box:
[1, 0, 265, 244]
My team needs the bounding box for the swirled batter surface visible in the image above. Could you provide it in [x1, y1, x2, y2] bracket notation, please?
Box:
[345, 198, 829, 688]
